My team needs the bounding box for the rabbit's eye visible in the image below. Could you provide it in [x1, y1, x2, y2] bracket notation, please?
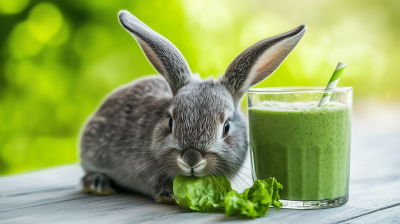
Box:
[223, 121, 230, 137]
[169, 117, 173, 133]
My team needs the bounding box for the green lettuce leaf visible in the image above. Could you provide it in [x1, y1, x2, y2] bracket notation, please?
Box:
[173, 175, 232, 212]
[224, 190, 259, 218]
[224, 178, 282, 218]
[266, 177, 283, 210]
[173, 175, 283, 218]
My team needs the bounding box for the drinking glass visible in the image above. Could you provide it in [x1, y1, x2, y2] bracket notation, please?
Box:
[248, 86, 352, 209]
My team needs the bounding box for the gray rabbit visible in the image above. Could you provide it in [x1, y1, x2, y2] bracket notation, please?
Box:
[80, 10, 307, 203]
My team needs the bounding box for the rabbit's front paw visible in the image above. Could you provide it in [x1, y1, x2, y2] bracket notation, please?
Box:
[156, 188, 177, 204]
[82, 173, 116, 196]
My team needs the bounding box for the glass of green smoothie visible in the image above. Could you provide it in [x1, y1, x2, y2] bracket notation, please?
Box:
[248, 86, 352, 209]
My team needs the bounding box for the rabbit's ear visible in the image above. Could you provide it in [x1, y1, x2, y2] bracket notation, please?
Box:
[221, 25, 307, 106]
[119, 10, 192, 95]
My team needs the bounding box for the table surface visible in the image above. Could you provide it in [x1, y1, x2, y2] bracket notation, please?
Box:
[1, 130, 399, 224]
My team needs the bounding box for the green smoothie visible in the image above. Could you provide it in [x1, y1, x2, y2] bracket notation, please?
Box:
[249, 102, 351, 200]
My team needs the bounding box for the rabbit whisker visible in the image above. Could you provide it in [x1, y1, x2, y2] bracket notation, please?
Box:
[117, 160, 160, 185]
[215, 160, 252, 185]
[135, 165, 168, 194]
[158, 171, 172, 191]
[215, 167, 240, 191]
[216, 158, 251, 171]
[112, 158, 159, 173]
[208, 173, 223, 188]
[225, 168, 247, 191]
[232, 169, 252, 182]
[231, 171, 252, 188]
[213, 174, 228, 189]
[113, 152, 155, 161]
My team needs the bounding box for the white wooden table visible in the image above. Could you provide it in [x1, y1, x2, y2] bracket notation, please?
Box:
[1, 130, 399, 224]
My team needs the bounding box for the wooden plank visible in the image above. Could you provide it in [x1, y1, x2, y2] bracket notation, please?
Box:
[0, 165, 83, 197]
[350, 131, 400, 182]
[1, 176, 400, 224]
[341, 204, 400, 224]
[0, 189, 184, 223]
[0, 194, 398, 224]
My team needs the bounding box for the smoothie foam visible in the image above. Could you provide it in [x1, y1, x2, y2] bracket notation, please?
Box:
[249, 101, 351, 200]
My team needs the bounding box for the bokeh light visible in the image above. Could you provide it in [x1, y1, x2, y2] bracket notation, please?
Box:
[0, 0, 30, 15]
[8, 22, 43, 58]
[0, 0, 399, 175]
[27, 3, 63, 43]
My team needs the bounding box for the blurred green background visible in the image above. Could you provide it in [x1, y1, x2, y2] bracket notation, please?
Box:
[1, 0, 400, 176]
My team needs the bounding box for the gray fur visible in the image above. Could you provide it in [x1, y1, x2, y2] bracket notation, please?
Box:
[80, 10, 307, 202]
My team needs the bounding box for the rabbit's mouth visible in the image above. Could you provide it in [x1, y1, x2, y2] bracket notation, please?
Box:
[177, 157, 207, 176]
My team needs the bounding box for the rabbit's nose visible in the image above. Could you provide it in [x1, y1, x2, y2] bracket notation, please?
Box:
[181, 148, 202, 168]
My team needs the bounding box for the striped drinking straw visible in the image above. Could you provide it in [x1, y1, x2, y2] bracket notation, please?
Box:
[318, 62, 346, 107]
